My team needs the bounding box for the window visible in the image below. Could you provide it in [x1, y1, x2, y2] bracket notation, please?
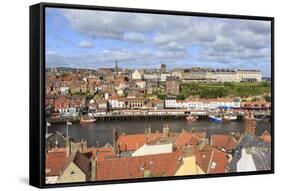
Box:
[70, 170, 75, 176]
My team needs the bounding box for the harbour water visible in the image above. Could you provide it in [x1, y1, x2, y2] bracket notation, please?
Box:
[48, 119, 271, 147]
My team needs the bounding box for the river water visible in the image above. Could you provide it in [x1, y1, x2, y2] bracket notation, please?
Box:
[48, 119, 271, 147]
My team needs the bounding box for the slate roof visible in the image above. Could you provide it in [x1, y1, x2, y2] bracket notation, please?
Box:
[228, 133, 271, 172]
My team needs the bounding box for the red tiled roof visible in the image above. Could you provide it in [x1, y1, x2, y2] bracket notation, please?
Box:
[175, 132, 205, 148]
[46, 151, 67, 176]
[96, 149, 183, 181]
[210, 134, 236, 151]
[194, 145, 228, 174]
[207, 149, 229, 174]
[92, 147, 116, 161]
[117, 133, 161, 151]
[194, 145, 213, 173]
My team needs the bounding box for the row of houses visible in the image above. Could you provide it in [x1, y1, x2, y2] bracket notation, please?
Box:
[45, 116, 271, 184]
[46, 95, 271, 118]
[164, 97, 271, 111]
[132, 68, 262, 83]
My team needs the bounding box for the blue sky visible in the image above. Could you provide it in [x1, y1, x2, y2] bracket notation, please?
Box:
[46, 8, 271, 77]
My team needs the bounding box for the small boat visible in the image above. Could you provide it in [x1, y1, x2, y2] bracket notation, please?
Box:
[80, 117, 96, 125]
[209, 115, 223, 123]
[186, 115, 198, 122]
[223, 114, 237, 121]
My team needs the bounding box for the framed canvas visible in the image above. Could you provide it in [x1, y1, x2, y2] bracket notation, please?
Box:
[29, 2, 274, 188]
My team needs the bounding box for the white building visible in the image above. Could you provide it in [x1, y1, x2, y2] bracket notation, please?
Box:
[132, 70, 143, 80]
[108, 98, 126, 109]
[143, 73, 160, 80]
[160, 72, 171, 82]
[165, 98, 241, 110]
[59, 107, 79, 117]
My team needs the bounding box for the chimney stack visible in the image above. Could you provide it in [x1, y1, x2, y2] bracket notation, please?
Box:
[162, 124, 170, 138]
[112, 128, 119, 154]
[244, 111, 256, 135]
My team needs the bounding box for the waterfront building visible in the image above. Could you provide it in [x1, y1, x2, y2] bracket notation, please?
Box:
[108, 97, 126, 110]
[164, 97, 241, 110]
[126, 97, 147, 109]
[241, 101, 271, 111]
[96, 99, 108, 112]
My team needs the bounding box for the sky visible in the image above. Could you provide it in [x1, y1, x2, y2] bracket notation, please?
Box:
[45, 8, 272, 77]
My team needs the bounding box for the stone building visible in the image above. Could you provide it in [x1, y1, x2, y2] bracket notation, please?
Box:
[166, 78, 180, 95]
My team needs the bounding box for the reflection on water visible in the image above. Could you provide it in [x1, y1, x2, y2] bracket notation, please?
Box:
[48, 119, 271, 147]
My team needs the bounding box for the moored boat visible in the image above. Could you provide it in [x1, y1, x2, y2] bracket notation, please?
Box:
[186, 115, 198, 122]
[209, 115, 223, 122]
[80, 117, 96, 125]
[223, 114, 238, 121]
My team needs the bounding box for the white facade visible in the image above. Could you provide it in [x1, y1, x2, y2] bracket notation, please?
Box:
[59, 107, 79, 117]
[108, 99, 126, 109]
[165, 98, 241, 110]
[132, 70, 143, 80]
[143, 73, 160, 80]
[160, 72, 171, 82]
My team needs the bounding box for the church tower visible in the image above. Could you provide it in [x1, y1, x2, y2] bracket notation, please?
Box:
[115, 60, 118, 75]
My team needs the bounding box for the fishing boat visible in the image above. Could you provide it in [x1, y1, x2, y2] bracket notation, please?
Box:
[80, 117, 96, 125]
[186, 115, 198, 122]
[209, 115, 223, 122]
[223, 114, 238, 121]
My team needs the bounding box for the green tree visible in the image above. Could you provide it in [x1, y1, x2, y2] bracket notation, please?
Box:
[176, 94, 185, 100]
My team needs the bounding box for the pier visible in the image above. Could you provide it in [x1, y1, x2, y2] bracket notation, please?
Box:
[47, 110, 270, 123]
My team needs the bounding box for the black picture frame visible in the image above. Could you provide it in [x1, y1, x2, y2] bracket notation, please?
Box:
[30, 2, 274, 188]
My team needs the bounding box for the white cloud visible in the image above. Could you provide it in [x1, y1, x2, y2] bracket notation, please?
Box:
[48, 8, 271, 75]
[78, 40, 93, 48]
